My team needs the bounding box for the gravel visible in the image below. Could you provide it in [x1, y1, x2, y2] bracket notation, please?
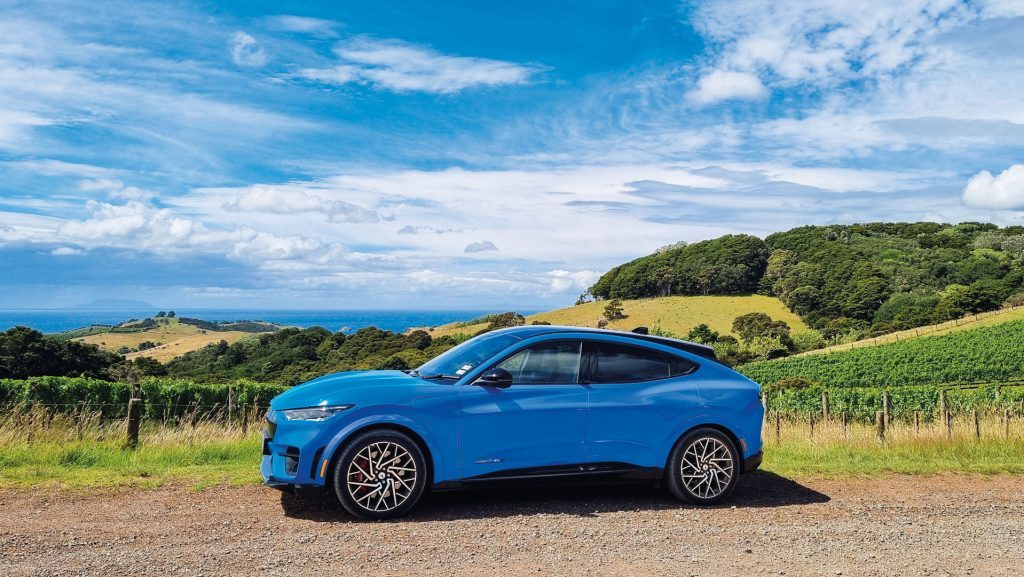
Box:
[1, 473, 1022, 576]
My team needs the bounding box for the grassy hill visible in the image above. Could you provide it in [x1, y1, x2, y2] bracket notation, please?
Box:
[71, 317, 278, 363]
[424, 295, 808, 339]
[799, 305, 1024, 356]
[740, 317, 1024, 388]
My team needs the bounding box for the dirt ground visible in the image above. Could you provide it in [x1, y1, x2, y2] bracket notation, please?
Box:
[1, 473, 1021, 577]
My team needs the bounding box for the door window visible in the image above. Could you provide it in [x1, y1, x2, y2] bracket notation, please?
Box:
[591, 342, 695, 383]
[496, 341, 582, 384]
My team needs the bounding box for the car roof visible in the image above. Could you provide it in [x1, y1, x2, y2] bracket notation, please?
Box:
[490, 325, 718, 361]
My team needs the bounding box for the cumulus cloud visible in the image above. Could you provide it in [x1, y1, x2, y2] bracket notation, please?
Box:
[230, 31, 266, 67]
[464, 240, 499, 253]
[962, 165, 1024, 210]
[686, 70, 767, 106]
[224, 186, 379, 223]
[297, 37, 539, 93]
[55, 200, 344, 264]
[546, 269, 600, 293]
[266, 15, 337, 35]
[51, 246, 82, 256]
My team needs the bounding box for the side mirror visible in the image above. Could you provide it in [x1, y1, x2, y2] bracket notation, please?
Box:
[475, 367, 513, 389]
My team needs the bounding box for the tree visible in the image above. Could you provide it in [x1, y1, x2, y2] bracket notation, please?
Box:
[167, 310, 176, 318]
[603, 299, 625, 321]
[155, 311, 166, 318]
[731, 313, 794, 350]
[686, 323, 720, 344]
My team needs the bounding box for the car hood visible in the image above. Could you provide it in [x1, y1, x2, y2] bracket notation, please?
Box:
[269, 370, 427, 410]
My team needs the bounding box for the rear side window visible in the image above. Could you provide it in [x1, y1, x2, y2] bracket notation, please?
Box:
[497, 340, 582, 384]
[591, 342, 696, 383]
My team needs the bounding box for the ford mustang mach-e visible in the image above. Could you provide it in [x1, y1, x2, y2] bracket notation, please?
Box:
[262, 325, 763, 519]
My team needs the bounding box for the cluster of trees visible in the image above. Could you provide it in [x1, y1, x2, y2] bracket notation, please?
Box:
[588, 223, 1024, 341]
[162, 326, 465, 385]
[0, 327, 120, 379]
[663, 313, 803, 365]
[588, 235, 769, 300]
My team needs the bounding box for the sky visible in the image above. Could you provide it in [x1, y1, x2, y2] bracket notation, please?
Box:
[1, 0, 1024, 310]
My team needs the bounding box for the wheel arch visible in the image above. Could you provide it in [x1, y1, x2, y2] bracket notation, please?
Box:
[324, 421, 436, 490]
[666, 422, 745, 472]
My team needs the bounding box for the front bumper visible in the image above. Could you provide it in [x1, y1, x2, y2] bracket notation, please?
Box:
[261, 410, 332, 490]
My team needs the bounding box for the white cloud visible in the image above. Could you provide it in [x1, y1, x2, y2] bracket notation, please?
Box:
[297, 37, 540, 93]
[686, 70, 767, 106]
[464, 240, 498, 253]
[51, 246, 82, 255]
[962, 165, 1024, 210]
[230, 31, 267, 67]
[266, 15, 337, 35]
[224, 186, 379, 223]
[78, 178, 155, 201]
[546, 269, 600, 294]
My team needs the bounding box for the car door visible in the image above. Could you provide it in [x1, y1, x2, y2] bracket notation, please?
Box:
[458, 339, 588, 479]
[584, 340, 700, 468]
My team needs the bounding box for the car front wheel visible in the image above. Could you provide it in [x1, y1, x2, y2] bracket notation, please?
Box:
[332, 429, 427, 520]
[666, 427, 739, 505]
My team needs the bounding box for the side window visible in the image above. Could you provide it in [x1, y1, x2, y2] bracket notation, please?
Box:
[496, 341, 582, 384]
[591, 342, 695, 384]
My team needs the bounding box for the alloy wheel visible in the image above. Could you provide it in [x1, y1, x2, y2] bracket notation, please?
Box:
[345, 441, 418, 513]
[679, 436, 735, 500]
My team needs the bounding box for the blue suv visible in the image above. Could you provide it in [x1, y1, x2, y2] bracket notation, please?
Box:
[263, 326, 763, 519]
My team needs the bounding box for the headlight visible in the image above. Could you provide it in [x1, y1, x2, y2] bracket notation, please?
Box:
[280, 404, 354, 421]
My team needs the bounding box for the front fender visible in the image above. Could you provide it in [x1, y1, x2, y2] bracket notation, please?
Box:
[318, 409, 450, 487]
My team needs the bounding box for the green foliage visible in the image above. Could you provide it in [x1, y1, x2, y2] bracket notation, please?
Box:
[603, 299, 625, 320]
[164, 325, 458, 385]
[741, 319, 1024, 389]
[591, 222, 1024, 339]
[589, 234, 769, 299]
[685, 323, 719, 344]
[731, 313, 794, 349]
[0, 327, 120, 379]
[791, 329, 825, 352]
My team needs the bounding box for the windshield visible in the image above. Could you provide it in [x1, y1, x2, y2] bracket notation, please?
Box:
[415, 332, 523, 380]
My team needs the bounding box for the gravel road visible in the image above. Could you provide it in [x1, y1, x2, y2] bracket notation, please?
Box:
[2, 473, 1021, 577]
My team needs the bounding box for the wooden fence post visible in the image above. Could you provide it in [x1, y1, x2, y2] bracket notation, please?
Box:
[1006, 409, 1012, 439]
[227, 386, 235, 428]
[875, 411, 885, 442]
[939, 389, 948, 421]
[821, 390, 830, 420]
[76, 400, 86, 441]
[972, 409, 980, 439]
[126, 398, 142, 448]
[914, 411, 921, 435]
[775, 412, 781, 444]
[882, 391, 891, 429]
[944, 410, 952, 438]
[808, 411, 815, 439]
[241, 405, 249, 436]
[840, 412, 848, 438]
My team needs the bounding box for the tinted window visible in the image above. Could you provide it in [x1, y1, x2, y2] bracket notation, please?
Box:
[497, 341, 582, 384]
[592, 342, 695, 383]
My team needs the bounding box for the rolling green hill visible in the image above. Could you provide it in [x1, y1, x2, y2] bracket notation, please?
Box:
[740, 318, 1024, 388]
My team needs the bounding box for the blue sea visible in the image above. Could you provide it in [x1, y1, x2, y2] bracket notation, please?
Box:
[0, 309, 529, 334]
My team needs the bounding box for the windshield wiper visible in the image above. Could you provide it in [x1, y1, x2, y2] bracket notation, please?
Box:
[418, 372, 461, 380]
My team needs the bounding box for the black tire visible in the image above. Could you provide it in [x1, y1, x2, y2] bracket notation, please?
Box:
[332, 429, 428, 520]
[665, 427, 740, 505]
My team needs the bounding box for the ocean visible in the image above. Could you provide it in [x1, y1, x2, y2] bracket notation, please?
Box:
[0, 309, 529, 334]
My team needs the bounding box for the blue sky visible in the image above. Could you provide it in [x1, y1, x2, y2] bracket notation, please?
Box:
[2, 0, 1024, 310]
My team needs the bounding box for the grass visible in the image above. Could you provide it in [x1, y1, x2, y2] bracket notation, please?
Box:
[2, 405, 1022, 490]
[74, 317, 265, 362]
[800, 305, 1024, 356]
[762, 414, 1024, 477]
[425, 295, 808, 339]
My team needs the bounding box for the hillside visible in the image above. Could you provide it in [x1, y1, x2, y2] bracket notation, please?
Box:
[799, 305, 1024, 356]
[424, 295, 807, 339]
[72, 317, 279, 363]
[740, 318, 1024, 388]
[587, 222, 1024, 345]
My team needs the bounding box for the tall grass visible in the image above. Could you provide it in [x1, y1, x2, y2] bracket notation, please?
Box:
[763, 413, 1024, 477]
[0, 404, 264, 489]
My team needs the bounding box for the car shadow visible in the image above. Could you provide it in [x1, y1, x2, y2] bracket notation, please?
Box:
[278, 471, 830, 523]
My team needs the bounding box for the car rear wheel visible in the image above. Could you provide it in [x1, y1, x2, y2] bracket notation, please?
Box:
[666, 427, 739, 505]
[332, 429, 427, 520]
